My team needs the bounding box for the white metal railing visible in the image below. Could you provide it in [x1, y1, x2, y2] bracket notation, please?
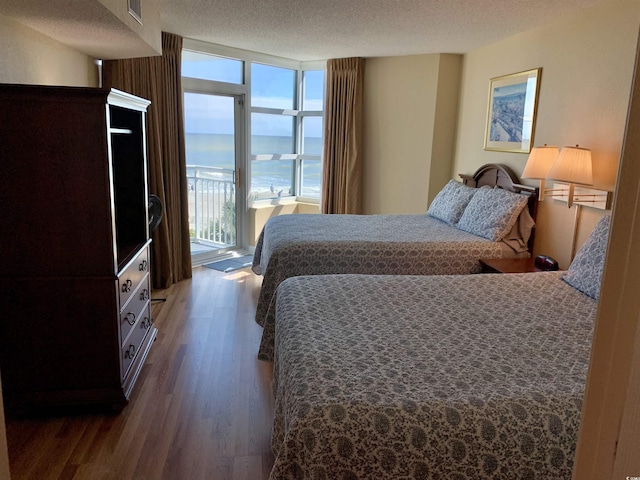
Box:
[187, 165, 236, 247]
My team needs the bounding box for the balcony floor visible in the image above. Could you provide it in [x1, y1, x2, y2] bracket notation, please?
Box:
[190, 240, 252, 268]
[190, 241, 220, 256]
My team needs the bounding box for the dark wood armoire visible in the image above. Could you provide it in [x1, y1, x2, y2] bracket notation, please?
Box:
[0, 84, 157, 412]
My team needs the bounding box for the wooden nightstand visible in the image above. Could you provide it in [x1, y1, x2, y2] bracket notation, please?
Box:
[479, 257, 544, 274]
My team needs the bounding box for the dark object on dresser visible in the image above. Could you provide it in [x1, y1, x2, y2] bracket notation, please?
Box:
[0, 84, 157, 413]
[535, 254, 559, 271]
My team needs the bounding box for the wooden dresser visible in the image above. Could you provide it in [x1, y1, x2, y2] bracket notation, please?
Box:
[0, 84, 157, 412]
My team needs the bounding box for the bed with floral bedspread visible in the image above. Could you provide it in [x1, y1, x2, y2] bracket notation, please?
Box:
[251, 164, 538, 331]
[269, 271, 597, 479]
[253, 213, 507, 339]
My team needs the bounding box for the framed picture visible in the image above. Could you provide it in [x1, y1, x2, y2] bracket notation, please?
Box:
[484, 68, 541, 153]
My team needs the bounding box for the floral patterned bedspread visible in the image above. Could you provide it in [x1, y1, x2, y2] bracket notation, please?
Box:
[270, 272, 597, 480]
[252, 214, 504, 331]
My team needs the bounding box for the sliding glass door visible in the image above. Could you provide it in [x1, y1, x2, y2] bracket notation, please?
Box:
[184, 91, 245, 265]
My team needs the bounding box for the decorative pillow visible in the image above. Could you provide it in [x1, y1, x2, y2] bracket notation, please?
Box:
[426, 180, 478, 225]
[457, 186, 529, 241]
[563, 215, 611, 300]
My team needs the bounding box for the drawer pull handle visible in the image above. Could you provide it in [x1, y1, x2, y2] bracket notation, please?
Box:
[142, 316, 150, 329]
[139, 260, 148, 271]
[124, 344, 136, 359]
[121, 279, 133, 293]
[140, 289, 149, 301]
[125, 312, 136, 325]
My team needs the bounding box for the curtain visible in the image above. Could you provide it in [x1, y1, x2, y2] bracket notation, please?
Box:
[103, 32, 192, 289]
[321, 57, 365, 214]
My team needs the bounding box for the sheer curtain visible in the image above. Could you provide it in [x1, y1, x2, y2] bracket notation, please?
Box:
[321, 57, 365, 214]
[103, 32, 192, 289]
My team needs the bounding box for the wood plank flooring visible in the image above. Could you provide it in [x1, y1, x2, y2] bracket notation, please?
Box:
[5, 267, 274, 480]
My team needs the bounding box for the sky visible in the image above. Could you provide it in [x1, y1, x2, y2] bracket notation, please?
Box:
[182, 53, 324, 138]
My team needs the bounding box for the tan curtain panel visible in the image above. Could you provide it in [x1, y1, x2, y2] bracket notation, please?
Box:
[321, 57, 365, 214]
[103, 32, 192, 289]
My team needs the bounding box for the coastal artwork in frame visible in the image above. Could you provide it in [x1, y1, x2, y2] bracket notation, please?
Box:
[484, 68, 541, 154]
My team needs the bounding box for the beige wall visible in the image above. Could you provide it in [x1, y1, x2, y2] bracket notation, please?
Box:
[453, 0, 640, 267]
[0, 14, 97, 87]
[429, 54, 463, 204]
[363, 53, 462, 214]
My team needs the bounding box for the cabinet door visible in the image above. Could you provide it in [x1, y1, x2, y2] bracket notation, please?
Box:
[0, 92, 116, 278]
[0, 277, 124, 408]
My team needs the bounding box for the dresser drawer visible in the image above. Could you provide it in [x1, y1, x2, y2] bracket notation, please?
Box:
[121, 303, 154, 380]
[120, 274, 150, 344]
[118, 247, 149, 310]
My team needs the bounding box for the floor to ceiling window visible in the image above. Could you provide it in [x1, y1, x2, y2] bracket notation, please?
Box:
[250, 64, 324, 203]
[181, 40, 325, 265]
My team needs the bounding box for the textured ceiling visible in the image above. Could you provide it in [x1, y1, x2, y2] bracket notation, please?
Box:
[0, 0, 614, 61]
[161, 0, 611, 61]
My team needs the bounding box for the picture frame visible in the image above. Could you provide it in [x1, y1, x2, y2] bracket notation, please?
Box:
[484, 68, 541, 154]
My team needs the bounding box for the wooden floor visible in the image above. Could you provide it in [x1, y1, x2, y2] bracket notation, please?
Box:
[5, 267, 275, 480]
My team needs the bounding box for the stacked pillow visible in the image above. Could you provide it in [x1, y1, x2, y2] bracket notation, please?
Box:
[427, 181, 530, 243]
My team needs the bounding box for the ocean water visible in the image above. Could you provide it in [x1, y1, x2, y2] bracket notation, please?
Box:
[185, 133, 322, 199]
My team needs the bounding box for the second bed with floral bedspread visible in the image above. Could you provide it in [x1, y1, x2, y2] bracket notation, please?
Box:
[253, 213, 511, 358]
[252, 213, 511, 334]
[269, 272, 597, 479]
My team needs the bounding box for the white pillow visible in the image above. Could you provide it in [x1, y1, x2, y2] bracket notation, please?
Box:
[457, 187, 529, 241]
[426, 180, 478, 226]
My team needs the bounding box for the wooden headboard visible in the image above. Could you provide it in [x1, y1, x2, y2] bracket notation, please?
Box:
[459, 163, 539, 251]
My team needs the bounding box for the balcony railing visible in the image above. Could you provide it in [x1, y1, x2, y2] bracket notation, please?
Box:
[187, 165, 236, 247]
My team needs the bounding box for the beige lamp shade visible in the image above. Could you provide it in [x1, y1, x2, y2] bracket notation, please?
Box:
[547, 146, 593, 185]
[522, 145, 559, 179]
